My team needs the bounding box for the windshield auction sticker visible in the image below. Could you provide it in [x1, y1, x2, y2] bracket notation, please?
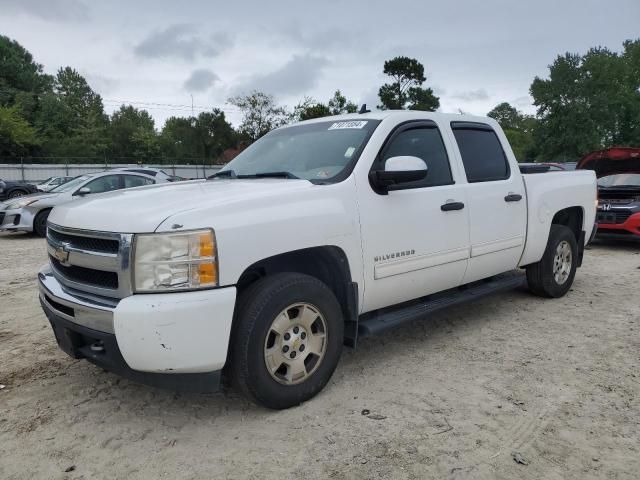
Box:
[328, 121, 368, 130]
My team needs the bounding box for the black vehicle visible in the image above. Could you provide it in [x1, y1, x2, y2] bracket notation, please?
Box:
[0, 179, 39, 201]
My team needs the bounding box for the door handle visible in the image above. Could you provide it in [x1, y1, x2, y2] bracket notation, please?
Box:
[504, 193, 522, 202]
[441, 201, 465, 211]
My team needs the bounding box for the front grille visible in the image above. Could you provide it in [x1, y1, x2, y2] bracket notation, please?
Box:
[47, 223, 132, 299]
[50, 257, 119, 289]
[0, 212, 5, 224]
[48, 228, 119, 254]
[597, 211, 633, 225]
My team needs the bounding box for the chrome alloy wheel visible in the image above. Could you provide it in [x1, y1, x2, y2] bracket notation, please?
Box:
[553, 240, 572, 285]
[264, 303, 328, 385]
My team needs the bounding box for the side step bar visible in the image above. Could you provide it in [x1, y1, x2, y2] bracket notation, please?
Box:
[358, 271, 526, 337]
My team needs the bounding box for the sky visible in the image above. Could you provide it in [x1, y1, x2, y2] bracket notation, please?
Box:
[1, 0, 639, 127]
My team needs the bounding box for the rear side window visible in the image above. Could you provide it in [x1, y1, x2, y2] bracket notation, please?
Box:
[379, 125, 453, 188]
[451, 123, 510, 182]
[123, 175, 154, 188]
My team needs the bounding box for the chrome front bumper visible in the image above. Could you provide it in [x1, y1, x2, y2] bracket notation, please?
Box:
[38, 266, 116, 333]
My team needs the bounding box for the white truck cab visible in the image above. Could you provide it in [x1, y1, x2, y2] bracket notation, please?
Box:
[39, 111, 597, 408]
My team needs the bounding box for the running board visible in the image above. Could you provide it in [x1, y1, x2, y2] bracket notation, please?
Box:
[358, 271, 526, 337]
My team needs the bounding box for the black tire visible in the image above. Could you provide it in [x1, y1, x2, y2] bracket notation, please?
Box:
[526, 224, 578, 298]
[33, 209, 51, 237]
[230, 273, 344, 409]
[8, 189, 26, 199]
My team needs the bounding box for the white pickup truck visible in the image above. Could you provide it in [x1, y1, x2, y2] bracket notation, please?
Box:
[38, 111, 597, 409]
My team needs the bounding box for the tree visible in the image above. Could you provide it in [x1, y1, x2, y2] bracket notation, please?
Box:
[530, 40, 640, 161]
[228, 91, 288, 141]
[0, 105, 39, 157]
[487, 102, 538, 162]
[194, 109, 237, 160]
[289, 90, 358, 122]
[0, 35, 53, 108]
[160, 110, 238, 163]
[53, 67, 106, 131]
[109, 105, 157, 161]
[34, 68, 109, 159]
[160, 116, 199, 160]
[327, 90, 357, 115]
[378, 56, 439, 111]
[487, 102, 522, 130]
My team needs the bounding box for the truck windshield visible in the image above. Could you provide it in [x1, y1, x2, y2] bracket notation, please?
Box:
[214, 119, 380, 183]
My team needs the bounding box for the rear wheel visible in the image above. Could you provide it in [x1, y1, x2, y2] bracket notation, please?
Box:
[526, 224, 578, 298]
[33, 209, 51, 237]
[230, 273, 343, 409]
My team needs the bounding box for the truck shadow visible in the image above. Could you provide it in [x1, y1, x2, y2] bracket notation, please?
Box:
[60, 284, 541, 418]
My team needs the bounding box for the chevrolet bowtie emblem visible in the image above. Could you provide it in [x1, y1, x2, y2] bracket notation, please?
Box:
[53, 242, 71, 265]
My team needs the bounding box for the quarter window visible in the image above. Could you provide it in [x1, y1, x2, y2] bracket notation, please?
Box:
[451, 123, 510, 182]
[379, 126, 453, 188]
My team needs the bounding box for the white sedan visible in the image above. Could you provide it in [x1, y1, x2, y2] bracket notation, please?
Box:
[0, 170, 163, 237]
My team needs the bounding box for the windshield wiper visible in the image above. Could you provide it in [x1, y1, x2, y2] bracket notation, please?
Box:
[237, 172, 300, 179]
[209, 169, 237, 179]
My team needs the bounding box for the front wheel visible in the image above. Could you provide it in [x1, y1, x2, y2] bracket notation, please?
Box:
[230, 273, 344, 409]
[33, 209, 51, 237]
[526, 224, 578, 298]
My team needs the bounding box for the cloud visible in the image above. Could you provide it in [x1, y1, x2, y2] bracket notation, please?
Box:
[134, 24, 232, 61]
[512, 95, 533, 108]
[84, 73, 119, 95]
[3, 0, 89, 22]
[184, 69, 219, 92]
[237, 54, 329, 97]
[284, 26, 359, 52]
[451, 88, 490, 102]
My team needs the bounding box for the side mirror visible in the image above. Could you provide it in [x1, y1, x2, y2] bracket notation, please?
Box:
[75, 187, 91, 196]
[369, 156, 428, 194]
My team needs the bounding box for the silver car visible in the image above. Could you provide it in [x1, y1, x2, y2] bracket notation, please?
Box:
[0, 170, 160, 237]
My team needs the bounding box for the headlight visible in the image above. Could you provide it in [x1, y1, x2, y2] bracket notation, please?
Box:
[133, 229, 218, 292]
[9, 198, 38, 209]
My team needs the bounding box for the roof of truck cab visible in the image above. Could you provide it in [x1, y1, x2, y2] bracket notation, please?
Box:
[282, 110, 500, 128]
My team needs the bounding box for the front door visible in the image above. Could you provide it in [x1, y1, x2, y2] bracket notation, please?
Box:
[357, 121, 471, 313]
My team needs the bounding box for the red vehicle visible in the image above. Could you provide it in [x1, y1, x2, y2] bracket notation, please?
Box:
[577, 147, 640, 238]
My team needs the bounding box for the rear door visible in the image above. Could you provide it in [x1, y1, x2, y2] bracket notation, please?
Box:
[449, 122, 527, 284]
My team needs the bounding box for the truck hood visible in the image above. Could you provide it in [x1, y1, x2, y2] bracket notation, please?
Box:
[48, 179, 315, 232]
[577, 147, 640, 177]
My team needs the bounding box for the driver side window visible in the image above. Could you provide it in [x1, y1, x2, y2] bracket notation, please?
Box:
[82, 175, 122, 194]
[380, 126, 453, 188]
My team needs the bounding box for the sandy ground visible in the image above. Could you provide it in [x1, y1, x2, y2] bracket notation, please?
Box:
[0, 232, 639, 480]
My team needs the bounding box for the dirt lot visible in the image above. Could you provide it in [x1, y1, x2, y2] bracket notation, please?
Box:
[0, 233, 639, 479]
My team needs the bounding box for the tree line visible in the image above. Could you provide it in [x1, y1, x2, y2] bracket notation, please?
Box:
[1, 34, 639, 164]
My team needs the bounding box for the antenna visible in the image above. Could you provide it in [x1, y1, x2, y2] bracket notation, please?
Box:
[359, 104, 371, 114]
